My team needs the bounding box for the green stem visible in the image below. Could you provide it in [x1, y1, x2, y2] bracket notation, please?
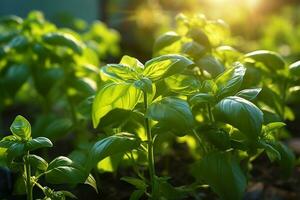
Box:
[25, 151, 33, 200]
[192, 129, 206, 154]
[280, 79, 288, 120]
[207, 103, 214, 123]
[143, 91, 156, 197]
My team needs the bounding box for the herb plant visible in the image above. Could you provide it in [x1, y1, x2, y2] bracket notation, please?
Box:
[0, 115, 97, 199]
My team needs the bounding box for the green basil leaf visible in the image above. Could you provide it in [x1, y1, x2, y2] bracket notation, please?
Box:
[164, 74, 200, 95]
[191, 152, 246, 200]
[46, 156, 88, 184]
[181, 41, 206, 59]
[187, 28, 211, 48]
[214, 96, 263, 140]
[245, 50, 285, 70]
[3, 64, 30, 96]
[101, 64, 140, 82]
[42, 32, 83, 54]
[143, 54, 194, 81]
[28, 154, 48, 171]
[215, 63, 246, 99]
[87, 133, 140, 171]
[263, 122, 286, 134]
[204, 20, 229, 47]
[92, 82, 142, 128]
[0, 135, 19, 148]
[0, 15, 23, 25]
[119, 55, 144, 71]
[196, 55, 225, 78]
[85, 174, 98, 193]
[7, 142, 25, 162]
[258, 140, 281, 161]
[288, 60, 300, 76]
[146, 97, 194, 136]
[10, 115, 31, 140]
[153, 31, 181, 55]
[235, 88, 261, 101]
[26, 137, 53, 151]
[102, 55, 144, 82]
[189, 93, 215, 105]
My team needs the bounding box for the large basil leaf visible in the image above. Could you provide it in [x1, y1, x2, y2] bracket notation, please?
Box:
[143, 54, 194, 81]
[119, 55, 144, 70]
[245, 50, 285, 70]
[196, 55, 224, 78]
[46, 156, 88, 184]
[42, 32, 83, 54]
[153, 32, 181, 55]
[28, 154, 48, 171]
[26, 137, 53, 151]
[181, 41, 206, 59]
[10, 115, 31, 140]
[146, 97, 194, 136]
[92, 82, 142, 128]
[164, 74, 200, 95]
[102, 62, 140, 82]
[86, 133, 140, 171]
[102, 56, 144, 82]
[0, 135, 19, 148]
[215, 64, 246, 99]
[235, 88, 261, 101]
[214, 96, 263, 140]
[3, 64, 30, 96]
[6, 142, 25, 162]
[191, 152, 246, 200]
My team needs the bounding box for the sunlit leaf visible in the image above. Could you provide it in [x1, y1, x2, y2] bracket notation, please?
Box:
[146, 97, 194, 136]
[26, 137, 53, 151]
[215, 63, 246, 99]
[214, 96, 263, 140]
[143, 54, 194, 81]
[235, 88, 261, 101]
[46, 156, 88, 184]
[245, 50, 285, 70]
[87, 133, 140, 171]
[10, 115, 31, 140]
[92, 82, 142, 128]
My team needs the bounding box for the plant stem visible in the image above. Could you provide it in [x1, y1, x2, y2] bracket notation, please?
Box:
[143, 91, 156, 197]
[207, 103, 214, 123]
[192, 129, 206, 154]
[25, 151, 33, 200]
[280, 78, 288, 120]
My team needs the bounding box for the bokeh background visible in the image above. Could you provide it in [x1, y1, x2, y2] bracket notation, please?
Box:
[1, 0, 300, 61]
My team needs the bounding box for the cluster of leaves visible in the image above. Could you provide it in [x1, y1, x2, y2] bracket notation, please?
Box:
[0, 11, 119, 142]
[0, 115, 95, 200]
[1, 11, 300, 200]
[86, 13, 299, 200]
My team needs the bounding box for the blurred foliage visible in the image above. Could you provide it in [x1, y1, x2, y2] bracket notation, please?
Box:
[0, 11, 120, 143]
